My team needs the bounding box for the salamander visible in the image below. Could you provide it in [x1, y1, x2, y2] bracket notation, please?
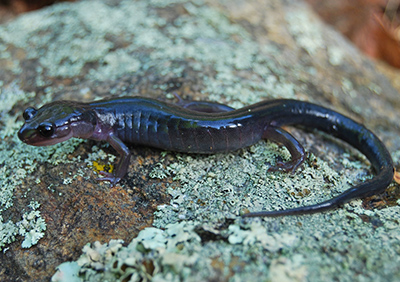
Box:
[17, 96, 394, 217]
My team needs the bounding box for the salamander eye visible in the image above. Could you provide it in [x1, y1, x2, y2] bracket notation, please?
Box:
[38, 122, 55, 137]
[23, 107, 37, 121]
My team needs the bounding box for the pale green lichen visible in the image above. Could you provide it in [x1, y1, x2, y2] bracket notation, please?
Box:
[0, 0, 301, 104]
[286, 5, 351, 70]
[52, 261, 81, 282]
[52, 222, 215, 281]
[17, 201, 47, 248]
[0, 201, 46, 251]
[0, 81, 35, 114]
[286, 6, 324, 55]
[52, 221, 283, 281]
[51, 212, 400, 281]
[88, 50, 142, 80]
[0, 217, 18, 251]
[151, 140, 369, 226]
[227, 222, 298, 251]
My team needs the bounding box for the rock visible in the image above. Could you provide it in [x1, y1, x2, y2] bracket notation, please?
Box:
[0, 0, 399, 281]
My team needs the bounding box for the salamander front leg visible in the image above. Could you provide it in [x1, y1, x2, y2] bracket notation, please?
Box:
[264, 126, 306, 173]
[96, 133, 131, 186]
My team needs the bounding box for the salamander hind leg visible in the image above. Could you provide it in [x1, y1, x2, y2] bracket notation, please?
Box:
[263, 126, 306, 173]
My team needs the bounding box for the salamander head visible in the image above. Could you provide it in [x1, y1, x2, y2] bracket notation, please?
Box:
[18, 101, 97, 146]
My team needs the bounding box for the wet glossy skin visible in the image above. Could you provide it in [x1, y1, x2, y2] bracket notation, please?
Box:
[18, 97, 394, 217]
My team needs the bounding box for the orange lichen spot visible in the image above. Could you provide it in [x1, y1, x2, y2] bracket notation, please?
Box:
[92, 160, 114, 173]
[137, 156, 144, 166]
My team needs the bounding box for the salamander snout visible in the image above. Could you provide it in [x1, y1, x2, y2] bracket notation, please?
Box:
[18, 124, 35, 144]
[18, 122, 58, 145]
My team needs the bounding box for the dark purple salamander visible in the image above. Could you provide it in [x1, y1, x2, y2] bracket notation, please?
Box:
[18, 97, 394, 217]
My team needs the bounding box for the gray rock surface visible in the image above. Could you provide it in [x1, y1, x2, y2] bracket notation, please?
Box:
[0, 0, 399, 281]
